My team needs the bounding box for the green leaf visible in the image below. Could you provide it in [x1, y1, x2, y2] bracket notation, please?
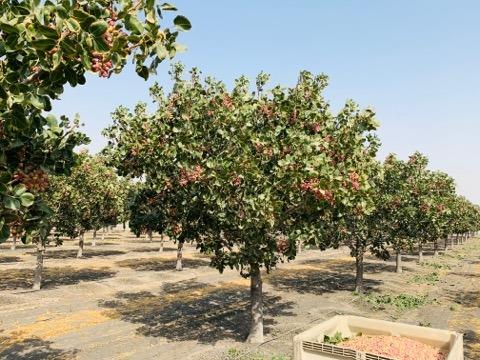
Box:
[136, 66, 149, 80]
[20, 192, 35, 207]
[125, 15, 144, 34]
[56, 5, 69, 19]
[0, 22, 19, 34]
[31, 38, 57, 51]
[65, 18, 81, 32]
[52, 49, 62, 68]
[0, 220, 9, 244]
[161, 3, 178, 11]
[146, 10, 156, 24]
[93, 36, 109, 52]
[173, 15, 191, 31]
[4, 196, 21, 210]
[90, 20, 108, 37]
[80, 50, 92, 69]
[60, 38, 76, 55]
[37, 24, 59, 39]
[13, 185, 27, 197]
[72, 9, 90, 22]
[29, 94, 45, 110]
[155, 43, 168, 60]
[45, 114, 59, 128]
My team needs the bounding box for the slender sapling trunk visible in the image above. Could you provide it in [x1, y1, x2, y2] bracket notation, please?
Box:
[355, 246, 365, 293]
[101, 227, 105, 241]
[147, 229, 153, 242]
[77, 233, 84, 258]
[297, 240, 302, 255]
[433, 240, 439, 257]
[418, 244, 424, 264]
[159, 234, 164, 253]
[11, 235, 16, 251]
[246, 264, 264, 343]
[33, 241, 45, 290]
[395, 249, 402, 274]
[92, 229, 97, 247]
[176, 241, 184, 271]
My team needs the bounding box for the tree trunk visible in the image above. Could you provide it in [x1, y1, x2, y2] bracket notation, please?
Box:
[123, 222, 126, 230]
[297, 240, 302, 255]
[433, 240, 439, 257]
[32, 242, 45, 290]
[355, 248, 364, 293]
[10, 235, 16, 250]
[246, 264, 264, 343]
[159, 234, 164, 253]
[77, 233, 84, 258]
[147, 229, 153, 242]
[101, 227, 105, 241]
[455, 233, 459, 246]
[176, 241, 184, 271]
[418, 244, 424, 264]
[395, 250, 402, 274]
[92, 229, 97, 247]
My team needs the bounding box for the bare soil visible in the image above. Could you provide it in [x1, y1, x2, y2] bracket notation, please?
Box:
[0, 230, 478, 360]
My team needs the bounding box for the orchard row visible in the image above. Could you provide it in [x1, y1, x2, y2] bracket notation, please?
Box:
[1, 1, 479, 345]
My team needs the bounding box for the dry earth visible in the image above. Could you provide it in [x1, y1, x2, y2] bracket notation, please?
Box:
[0, 230, 478, 360]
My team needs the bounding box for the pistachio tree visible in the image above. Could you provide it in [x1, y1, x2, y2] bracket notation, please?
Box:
[104, 65, 380, 342]
[48, 153, 125, 252]
[327, 163, 387, 293]
[376, 153, 418, 273]
[128, 185, 169, 251]
[412, 171, 456, 260]
[0, 0, 189, 290]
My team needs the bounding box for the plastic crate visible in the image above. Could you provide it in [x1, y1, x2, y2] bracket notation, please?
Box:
[293, 315, 463, 360]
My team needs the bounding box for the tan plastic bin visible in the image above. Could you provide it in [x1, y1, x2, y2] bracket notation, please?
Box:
[293, 315, 463, 360]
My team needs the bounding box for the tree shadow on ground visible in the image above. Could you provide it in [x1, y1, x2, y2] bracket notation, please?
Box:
[27, 249, 126, 259]
[99, 279, 295, 343]
[444, 289, 480, 308]
[0, 256, 22, 264]
[0, 332, 78, 360]
[463, 330, 480, 360]
[83, 242, 117, 246]
[267, 264, 383, 295]
[300, 258, 412, 274]
[0, 266, 117, 291]
[0, 244, 56, 250]
[130, 247, 176, 253]
[449, 271, 480, 279]
[116, 257, 210, 271]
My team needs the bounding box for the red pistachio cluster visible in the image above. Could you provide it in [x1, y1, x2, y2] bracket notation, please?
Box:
[299, 180, 334, 204]
[13, 168, 49, 193]
[178, 165, 204, 187]
[349, 171, 360, 191]
[91, 52, 113, 78]
[276, 236, 289, 254]
[222, 94, 234, 110]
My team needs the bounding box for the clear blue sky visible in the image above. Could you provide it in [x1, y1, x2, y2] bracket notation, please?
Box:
[52, 0, 480, 203]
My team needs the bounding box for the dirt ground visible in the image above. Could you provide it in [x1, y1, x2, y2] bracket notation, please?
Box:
[0, 230, 478, 360]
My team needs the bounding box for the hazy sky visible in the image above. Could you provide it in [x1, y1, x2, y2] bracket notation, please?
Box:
[52, 0, 480, 203]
